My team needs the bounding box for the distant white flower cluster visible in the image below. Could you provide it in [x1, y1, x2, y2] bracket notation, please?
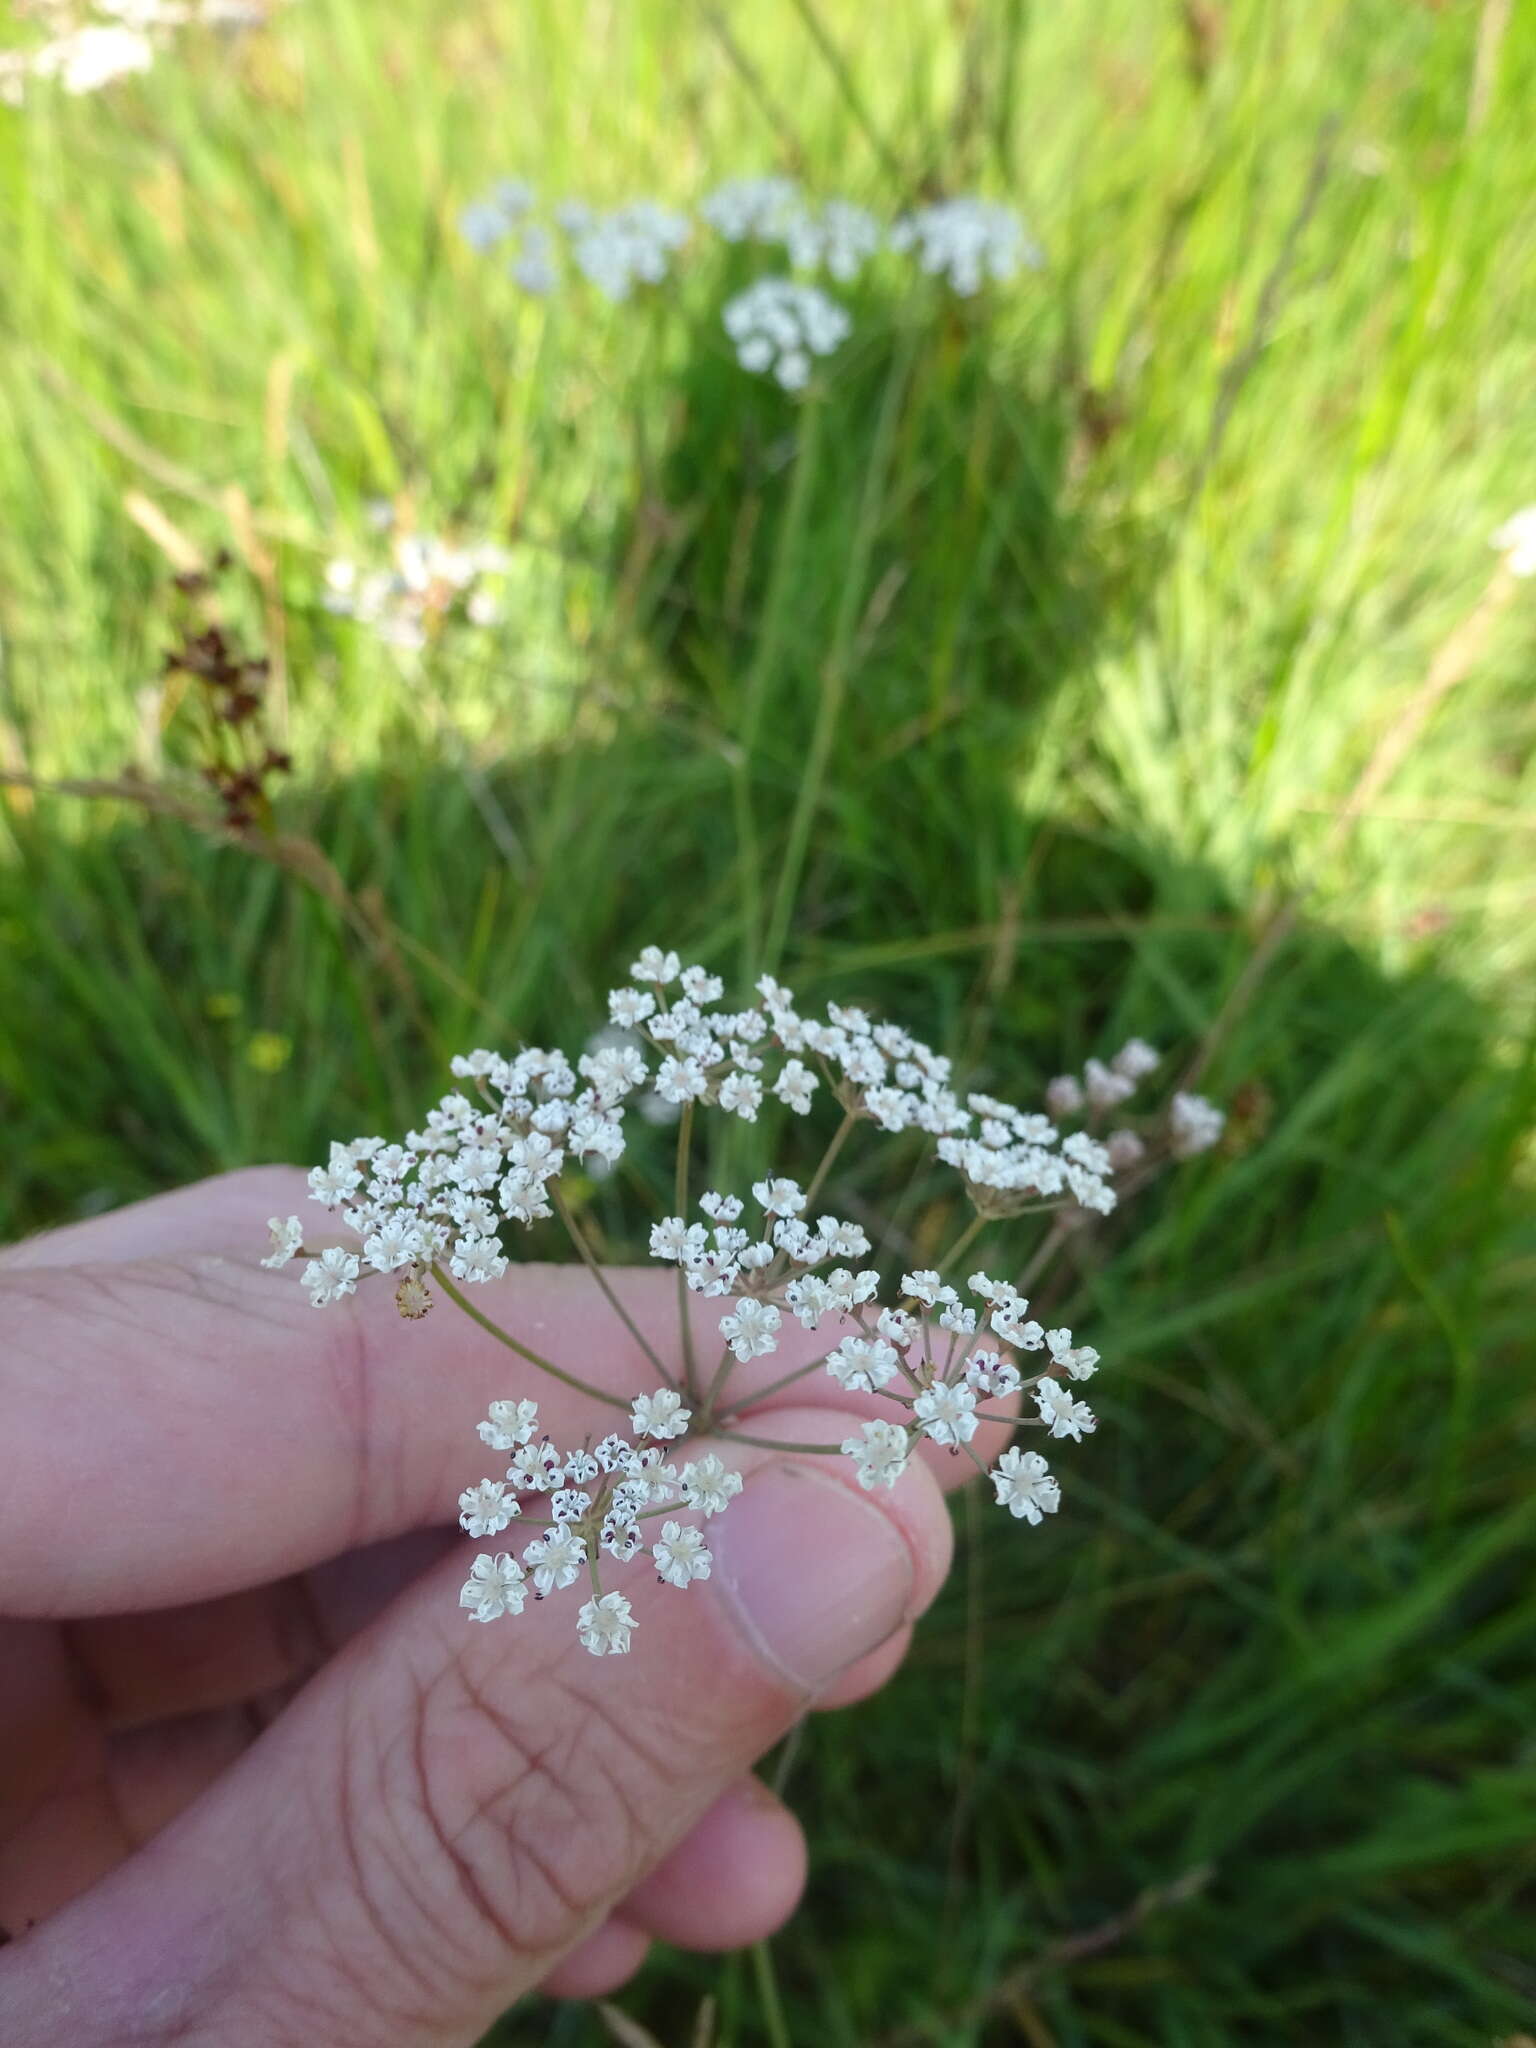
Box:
[1491, 507, 1536, 579]
[265, 955, 1231, 1659]
[889, 196, 1042, 295]
[1, 0, 271, 104]
[722, 278, 852, 391]
[456, 171, 1042, 391]
[321, 501, 511, 654]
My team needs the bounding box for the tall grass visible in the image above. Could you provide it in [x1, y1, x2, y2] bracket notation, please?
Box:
[2, 0, 1533, 2039]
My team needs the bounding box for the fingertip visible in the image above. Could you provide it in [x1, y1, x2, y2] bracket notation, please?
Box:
[621, 1778, 807, 1950]
[813, 1622, 913, 1709]
[538, 1915, 651, 1998]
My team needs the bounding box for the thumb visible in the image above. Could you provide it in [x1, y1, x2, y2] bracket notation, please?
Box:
[0, 1412, 952, 2048]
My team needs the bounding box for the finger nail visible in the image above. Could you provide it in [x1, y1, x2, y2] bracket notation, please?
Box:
[711, 1460, 916, 1694]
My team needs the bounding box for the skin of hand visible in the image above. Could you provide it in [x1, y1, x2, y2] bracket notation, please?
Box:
[0, 1167, 1012, 2047]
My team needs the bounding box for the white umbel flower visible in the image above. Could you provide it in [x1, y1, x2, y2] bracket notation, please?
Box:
[577, 1590, 637, 1655]
[1034, 1380, 1096, 1441]
[261, 1216, 304, 1269]
[302, 1247, 360, 1307]
[990, 1447, 1060, 1524]
[524, 1527, 587, 1596]
[477, 1397, 541, 1451]
[459, 1480, 518, 1538]
[459, 1552, 526, 1622]
[722, 277, 851, 391]
[631, 1388, 693, 1441]
[913, 1381, 979, 1447]
[840, 1418, 911, 1490]
[652, 1521, 713, 1588]
[676, 1453, 744, 1516]
[720, 1297, 782, 1361]
[890, 195, 1040, 294]
[1169, 1091, 1226, 1158]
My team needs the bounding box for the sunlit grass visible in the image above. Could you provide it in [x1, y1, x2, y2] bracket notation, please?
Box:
[2, 0, 1534, 2040]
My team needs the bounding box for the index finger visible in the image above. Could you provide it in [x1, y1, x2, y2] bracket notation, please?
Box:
[0, 1171, 1016, 1616]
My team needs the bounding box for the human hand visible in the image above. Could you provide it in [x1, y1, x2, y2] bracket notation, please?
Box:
[0, 1167, 1007, 2046]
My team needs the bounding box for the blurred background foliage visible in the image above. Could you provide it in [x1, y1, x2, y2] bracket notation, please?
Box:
[1, 0, 1534, 2041]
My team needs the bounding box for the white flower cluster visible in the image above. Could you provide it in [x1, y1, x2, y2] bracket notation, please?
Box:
[1044, 1042, 1224, 1168]
[2, 0, 271, 104]
[1492, 507, 1536, 579]
[456, 1393, 744, 1654]
[721, 279, 852, 391]
[889, 196, 1042, 294]
[560, 200, 691, 302]
[454, 174, 1041, 386]
[322, 502, 511, 652]
[272, 953, 1154, 1311]
[1168, 1090, 1226, 1159]
[269, 953, 1231, 1653]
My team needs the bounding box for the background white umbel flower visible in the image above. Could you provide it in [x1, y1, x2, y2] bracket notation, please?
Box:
[278, 953, 1232, 1659]
[890, 196, 1041, 294]
[722, 278, 852, 391]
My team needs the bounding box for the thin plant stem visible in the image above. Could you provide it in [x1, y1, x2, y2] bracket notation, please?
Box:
[1018, 1216, 1069, 1292]
[723, 1429, 844, 1456]
[934, 1210, 989, 1276]
[750, 1936, 793, 2048]
[675, 1100, 699, 1397]
[801, 1106, 857, 1212]
[431, 1264, 631, 1413]
[551, 1185, 678, 1390]
[716, 1348, 838, 1416]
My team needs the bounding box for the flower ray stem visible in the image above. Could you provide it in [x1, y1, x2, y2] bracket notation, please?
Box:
[801, 1106, 857, 1212]
[716, 1348, 837, 1416]
[675, 1101, 699, 1398]
[431, 1264, 631, 1413]
[935, 1210, 989, 1276]
[551, 1186, 679, 1390]
[721, 1429, 844, 1456]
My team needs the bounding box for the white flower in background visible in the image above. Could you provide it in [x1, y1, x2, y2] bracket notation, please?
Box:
[510, 224, 559, 295]
[1112, 1038, 1161, 1081]
[568, 200, 690, 300]
[890, 195, 1041, 294]
[781, 198, 883, 282]
[1106, 1128, 1146, 1170]
[990, 1447, 1060, 1524]
[1169, 1091, 1226, 1158]
[459, 1552, 527, 1622]
[1491, 507, 1536, 578]
[700, 174, 801, 241]
[722, 277, 852, 391]
[323, 505, 513, 653]
[653, 1521, 712, 1588]
[458, 178, 535, 252]
[1045, 1074, 1084, 1117]
[577, 1590, 637, 1655]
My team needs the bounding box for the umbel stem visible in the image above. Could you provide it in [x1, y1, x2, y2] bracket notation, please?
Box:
[431, 1263, 631, 1412]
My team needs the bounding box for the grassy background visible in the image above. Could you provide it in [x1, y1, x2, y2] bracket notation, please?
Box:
[3, 0, 1535, 2040]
